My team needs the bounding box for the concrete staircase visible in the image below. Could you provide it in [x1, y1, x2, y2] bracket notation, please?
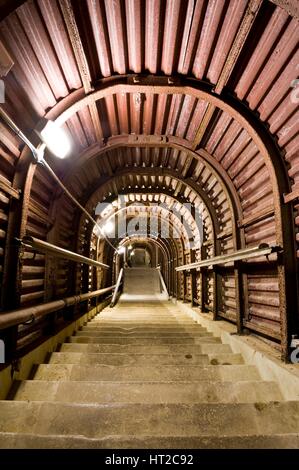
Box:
[0, 300, 299, 448]
[121, 267, 168, 300]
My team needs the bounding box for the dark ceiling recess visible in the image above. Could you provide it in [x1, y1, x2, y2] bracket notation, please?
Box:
[0, 0, 298, 362]
[0, 0, 27, 22]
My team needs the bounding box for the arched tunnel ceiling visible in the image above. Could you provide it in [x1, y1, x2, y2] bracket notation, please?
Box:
[117, 236, 182, 268]
[0, 0, 298, 259]
[73, 149, 231, 233]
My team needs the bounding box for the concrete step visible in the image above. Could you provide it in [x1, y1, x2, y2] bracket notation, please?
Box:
[94, 312, 195, 315]
[0, 401, 299, 439]
[75, 330, 213, 338]
[94, 318, 196, 323]
[3, 431, 299, 449]
[94, 310, 194, 316]
[33, 363, 260, 382]
[0, 432, 298, 449]
[82, 325, 206, 333]
[12, 379, 283, 404]
[207, 353, 244, 365]
[49, 352, 211, 366]
[60, 342, 232, 355]
[69, 335, 221, 344]
[112, 302, 174, 307]
[48, 351, 244, 366]
[84, 320, 203, 326]
[94, 313, 195, 317]
[59, 351, 243, 366]
[98, 310, 193, 313]
[106, 313, 190, 317]
[97, 310, 191, 315]
[89, 321, 197, 326]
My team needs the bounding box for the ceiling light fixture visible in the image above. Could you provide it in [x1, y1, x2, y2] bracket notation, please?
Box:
[103, 221, 115, 234]
[40, 120, 71, 159]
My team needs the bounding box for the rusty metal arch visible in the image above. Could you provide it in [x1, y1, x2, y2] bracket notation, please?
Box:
[58, 135, 240, 242]
[54, 133, 242, 223]
[42, 74, 284, 229]
[118, 236, 173, 260]
[118, 235, 180, 269]
[4, 76, 297, 359]
[92, 188, 213, 244]
[2, 0, 298, 27]
[97, 206, 189, 278]
[46, 75, 295, 259]
[71, 172, 218, 302]
[85, 200, 187, 261]
[76, 182, 212, 304]
[47, 75, 291, 211]
[118, 235, 175, 268]
[75, 167, 221, 246]
[96, 202, 187, 259]
[83, 198, 196, 258]
[95, 222, 182, 296]
[44, 76, 298, 355]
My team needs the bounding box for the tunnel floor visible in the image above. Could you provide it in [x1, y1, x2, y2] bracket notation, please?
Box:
[1, 299, 299, 448]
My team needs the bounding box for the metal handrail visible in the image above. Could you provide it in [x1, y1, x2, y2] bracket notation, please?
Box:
[176, 244, 280, 272]
[157, 266, 169, 298]
[110, 268, 124, 307]
[19, 236, 109, 269]
[0, 107, 39, 159]
[0, 285, 116, 331]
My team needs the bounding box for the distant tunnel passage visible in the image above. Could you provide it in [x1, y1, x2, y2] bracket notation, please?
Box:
[123, 268, 162, 296]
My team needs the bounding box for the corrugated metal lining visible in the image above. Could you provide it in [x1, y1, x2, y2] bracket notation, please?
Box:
[0, 0, 298, 351]
[0, 0, 297, 191]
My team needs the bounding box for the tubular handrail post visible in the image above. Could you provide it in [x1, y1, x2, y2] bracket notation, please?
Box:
[110, 268, 124, 307]
[157, 266, 169, 299]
